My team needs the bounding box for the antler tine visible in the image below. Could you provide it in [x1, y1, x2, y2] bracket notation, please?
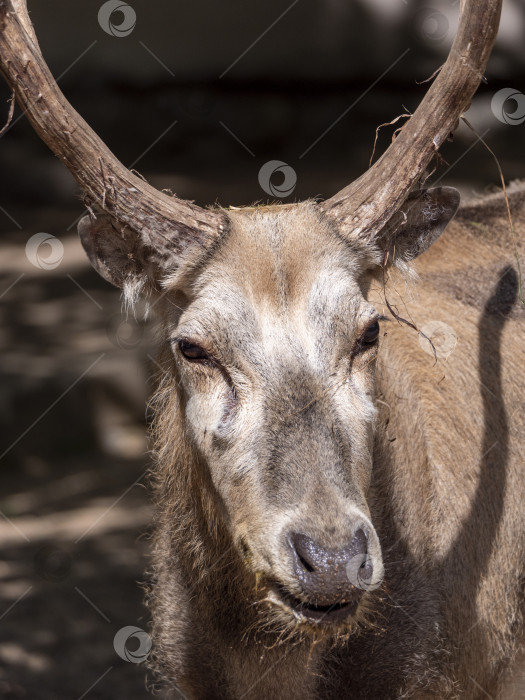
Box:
[0, 0, 225, 258]
[321, 0, 502, 241]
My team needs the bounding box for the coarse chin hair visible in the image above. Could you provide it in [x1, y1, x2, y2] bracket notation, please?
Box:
[241, 578, 383, 651]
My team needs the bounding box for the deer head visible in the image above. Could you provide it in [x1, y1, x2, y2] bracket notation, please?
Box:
[0, 0, 501, 629]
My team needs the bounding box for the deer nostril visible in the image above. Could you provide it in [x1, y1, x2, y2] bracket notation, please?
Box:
[289, 532, 327, 574]
[286, 527, 374, 599]
[290, 528, 368, 563]
[296, 551, 315, 573]
[351, 528, 368, 558]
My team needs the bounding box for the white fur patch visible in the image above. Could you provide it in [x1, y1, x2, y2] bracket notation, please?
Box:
[186, 390, 224, 437]
[122, 275, 146, 313]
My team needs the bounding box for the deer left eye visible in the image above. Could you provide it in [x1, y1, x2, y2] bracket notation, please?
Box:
[178, 340, 211, 362]
[357, 320, 380, 350]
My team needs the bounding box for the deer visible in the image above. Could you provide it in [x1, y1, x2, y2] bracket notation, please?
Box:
[1, 0, 524, 697]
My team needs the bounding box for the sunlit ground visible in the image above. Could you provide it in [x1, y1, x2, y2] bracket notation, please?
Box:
[0, 216, 157, 698]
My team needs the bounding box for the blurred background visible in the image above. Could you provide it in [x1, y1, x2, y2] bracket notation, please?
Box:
[0, 0, 523, 697]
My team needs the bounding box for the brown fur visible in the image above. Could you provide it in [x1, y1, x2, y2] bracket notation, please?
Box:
[134, 185, 525, 699]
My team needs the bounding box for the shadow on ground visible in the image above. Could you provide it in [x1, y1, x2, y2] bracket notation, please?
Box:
[0, 224, 158, 698]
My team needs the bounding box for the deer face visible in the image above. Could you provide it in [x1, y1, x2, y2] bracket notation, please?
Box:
[166, 203, 382, 626]
[80, 190, 458, 630]
[147, 193, 458, 629]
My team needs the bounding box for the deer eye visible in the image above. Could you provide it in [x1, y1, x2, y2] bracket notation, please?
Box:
[356, 320, 380, 351]
[178, 340, 212, 363]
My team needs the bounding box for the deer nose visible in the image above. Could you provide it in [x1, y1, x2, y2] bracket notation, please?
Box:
[287, 529, 373, 605]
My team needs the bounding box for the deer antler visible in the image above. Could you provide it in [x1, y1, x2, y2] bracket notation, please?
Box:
[0, 0, 502, 269]
[321, 0, 502, 241]
[0, 0, 225, 268]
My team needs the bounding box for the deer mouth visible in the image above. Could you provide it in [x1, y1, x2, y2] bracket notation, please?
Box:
[268, 584, 361, 625]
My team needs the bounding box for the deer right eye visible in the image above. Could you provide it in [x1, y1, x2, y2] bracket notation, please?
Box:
[178, 340, 211, 363]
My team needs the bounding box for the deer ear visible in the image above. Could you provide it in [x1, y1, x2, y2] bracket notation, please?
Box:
[78, 213, 149, 289]
[78, 213, 207, 293]
[378, 186, 460, 264]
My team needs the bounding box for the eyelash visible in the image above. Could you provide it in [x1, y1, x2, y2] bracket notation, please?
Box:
[176, 317, 383, 370]
[176, 339, 237, 420]
[353, 318, 382, 355]
[177, 339, 214, 364]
